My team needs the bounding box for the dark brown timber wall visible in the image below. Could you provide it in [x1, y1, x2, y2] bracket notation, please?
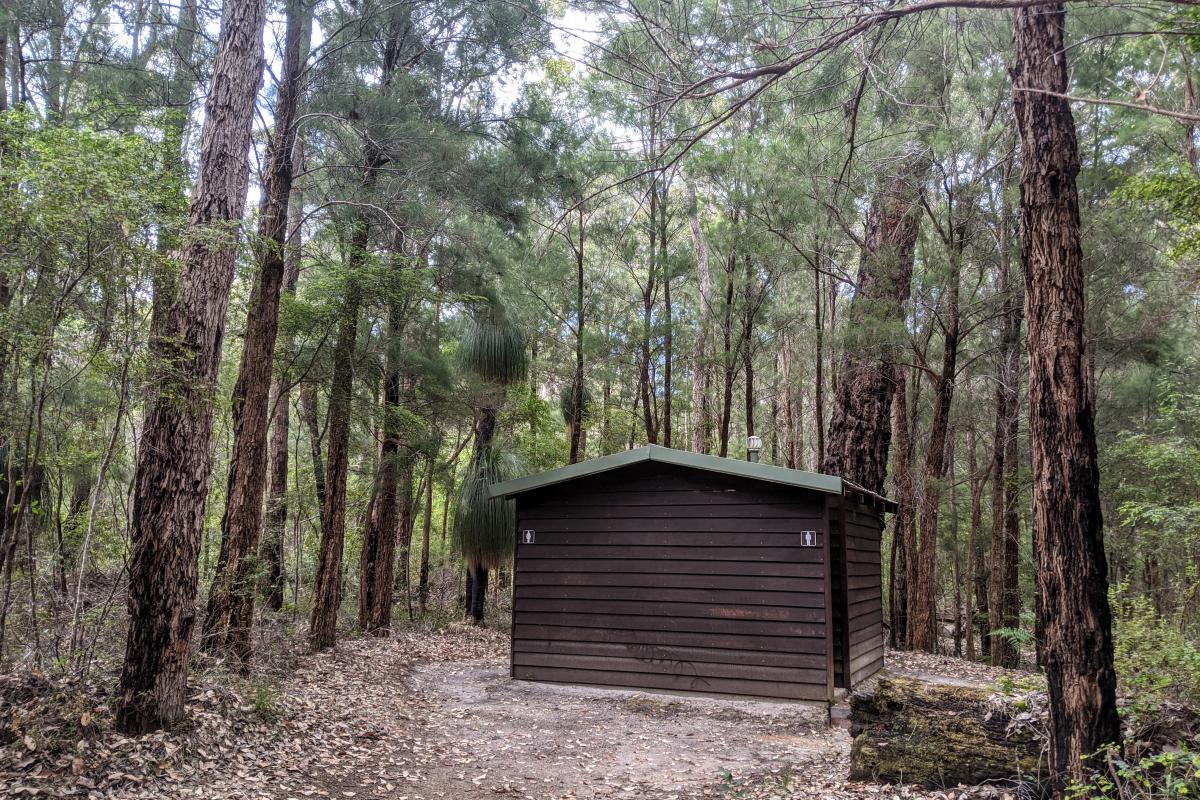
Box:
[831, 497, 885, 688]
[511, 461, 834, 702]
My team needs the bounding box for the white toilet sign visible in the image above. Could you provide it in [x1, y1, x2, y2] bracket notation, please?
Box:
[801, 530, 819, 547]
[521, 530, 535, 545]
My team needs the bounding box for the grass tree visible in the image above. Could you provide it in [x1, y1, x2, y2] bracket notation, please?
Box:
[455, 302, 527, 625]
[560, 383, 593, 462]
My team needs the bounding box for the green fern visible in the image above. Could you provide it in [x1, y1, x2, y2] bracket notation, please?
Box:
[989, 626, 1035, 651]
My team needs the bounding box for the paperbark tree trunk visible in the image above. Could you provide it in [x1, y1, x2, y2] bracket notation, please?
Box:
[1012, 2, 1120, 782]
[202, 0, 308, 671]
[116, 0, 266, 734]
[820, 167, 922, 495]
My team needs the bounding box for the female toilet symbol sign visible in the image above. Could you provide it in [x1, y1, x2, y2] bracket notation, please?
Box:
[521, 530, 535, 545]
[801, 530, 819, 547]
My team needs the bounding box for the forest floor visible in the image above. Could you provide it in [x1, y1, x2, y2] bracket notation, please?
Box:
[2, 626, 1025, 800]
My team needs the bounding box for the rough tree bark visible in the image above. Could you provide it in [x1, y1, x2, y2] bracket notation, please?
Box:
[358, 309, 404, 635]
[150, 0, 199, 338]
[717, 252, 737, 457]
[820, 166, 923, 495]
[568, 206, 585, 463]
[417, 452, 434, 614]
[639, 189, 659, 445]
[308, 219, 367, 651]
[262, 135, 307, 613]
[299, 384, 326, 517]
[116, 0, 266, 733]
[309, 1, 410, 647]
[989, 165, 1023, 668]
[966, 427, 989, 662]
[909, 255, 962, 653]
[202, 0, 308, 671]
[1012, 2, 1121, 781]
[813, 247, 826, 468]
[889, 367, 915, 649]
[686, 179, 713, 454]
[660, 185, 673, 448]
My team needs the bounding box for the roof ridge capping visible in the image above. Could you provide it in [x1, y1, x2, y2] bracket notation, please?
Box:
[488, 444, 896, 511]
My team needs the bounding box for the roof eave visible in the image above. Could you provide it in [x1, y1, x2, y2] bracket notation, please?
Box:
[488, 444, 846, 499]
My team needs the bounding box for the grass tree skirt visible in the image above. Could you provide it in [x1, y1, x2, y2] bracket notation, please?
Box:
[848, 677, 1044, 788]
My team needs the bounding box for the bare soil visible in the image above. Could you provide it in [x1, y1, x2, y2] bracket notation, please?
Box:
[408, 659, 840, 799]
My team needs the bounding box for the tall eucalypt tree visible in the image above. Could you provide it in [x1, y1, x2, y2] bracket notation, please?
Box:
[454, 300, 526, 626]
[117, 0, 267, 733]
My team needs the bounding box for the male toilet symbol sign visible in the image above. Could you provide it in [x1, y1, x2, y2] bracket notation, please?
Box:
[801, 530, 819, 547]
[521, 530, 535, 545]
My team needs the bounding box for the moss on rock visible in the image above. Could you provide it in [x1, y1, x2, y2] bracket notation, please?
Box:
[848, 676, 1044, 788]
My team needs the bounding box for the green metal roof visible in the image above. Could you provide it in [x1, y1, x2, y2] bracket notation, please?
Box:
[489, 445, 893, 509]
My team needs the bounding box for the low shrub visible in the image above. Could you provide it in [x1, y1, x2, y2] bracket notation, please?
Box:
[1111, 586, 1200, 717]
[1067, 745, 1200, 799]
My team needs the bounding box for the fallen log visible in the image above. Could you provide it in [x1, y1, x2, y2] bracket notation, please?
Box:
[848, 676, 1045, 789]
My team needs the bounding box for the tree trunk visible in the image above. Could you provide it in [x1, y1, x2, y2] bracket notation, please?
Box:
[358, 310, 403, 636]
[813, 255, 826, 468]
[569, 207, 585, 464]
[116, 0, 266, 733]
[150, 0, 199, 338]
[889, 368, 915, 649]
[202, 0, 308, 671]
[989, 172, 1024, 668]
[743, 308, 755, 447]
[262, 379, 290, 613]
[820, 167, 922, 495]
[661, 187, 673, 448]
[718, 258, 736, 458]
[262, 136, 306, 613]
[263, 11, 311, 615]
[1012, 2, 1121, 782]
[393, 382, 419, 603]
[686, 179, 712, 455]
[468, 565, 489, 626]
[910, 259, 962, 653]
[418, 453, 434, 614]
[308, 220, 367, 651]
[780, 338, 797, 469]
[966, 427, 988, 662]
[299, 384, 326, 517]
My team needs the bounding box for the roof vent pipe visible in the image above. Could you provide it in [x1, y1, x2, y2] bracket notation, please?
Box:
[746, 435, 762, 463]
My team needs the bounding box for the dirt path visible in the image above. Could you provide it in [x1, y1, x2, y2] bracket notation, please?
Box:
[409, 659, 841, 799]
[10, 628, 959, 799]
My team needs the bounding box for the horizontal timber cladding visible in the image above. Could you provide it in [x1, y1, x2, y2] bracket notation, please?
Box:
[511, 460, 834, 702]
[841, 499, 886, 688]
